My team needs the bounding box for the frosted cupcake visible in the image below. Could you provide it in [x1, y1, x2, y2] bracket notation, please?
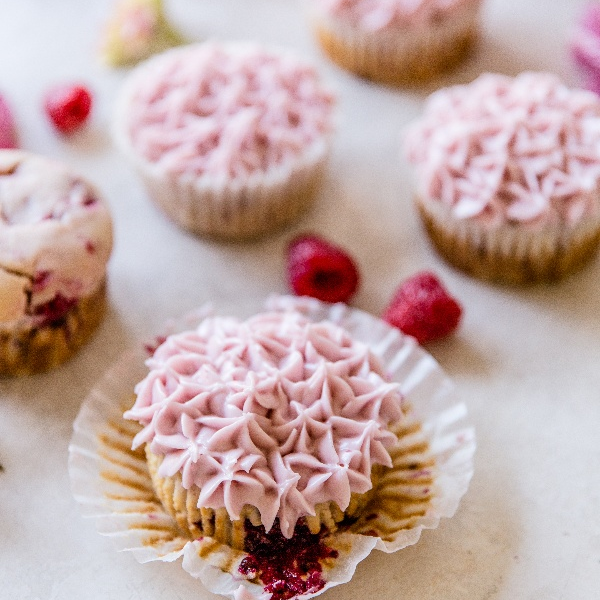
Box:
[0, 150, 113, 375]
[307, 0, 483, 85]
[114, 42, 335, 240]
[124, 308, 404, 551]
[404, 72, 600, 284]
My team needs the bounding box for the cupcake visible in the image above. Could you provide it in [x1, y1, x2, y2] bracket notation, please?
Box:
[71, 296, 474, 600]
[124, 307, 404, 551]
[114, 42, 335, 240]
[307, 0, 483, 86]
[404, 72, 600, 284]
[0, 150, 113, 375]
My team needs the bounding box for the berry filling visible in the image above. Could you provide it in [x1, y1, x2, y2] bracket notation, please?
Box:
[0, 94, 18, 149]
[383, 271, 462, 344]
[286, 234, 359, 304]
[33, 294, 77, 326]
[238, 519, 339, 600]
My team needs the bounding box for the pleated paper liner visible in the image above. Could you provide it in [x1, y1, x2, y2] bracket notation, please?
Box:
[69, 296, 475, 599]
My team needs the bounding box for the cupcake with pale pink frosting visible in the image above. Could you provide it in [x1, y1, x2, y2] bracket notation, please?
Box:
[404, 72, 600, 284]
[124, 307, 405, 551]
[114, 41, 335, 240]
[0, 150, 113, 374]
[307, 0, 483, 85]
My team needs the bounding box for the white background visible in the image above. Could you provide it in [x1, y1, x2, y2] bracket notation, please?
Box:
[0, 0, 599, 598]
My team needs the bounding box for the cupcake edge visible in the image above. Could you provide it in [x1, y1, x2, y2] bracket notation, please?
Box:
[417, 194, 600, 284]
[309, 2, 481, 85]
[0, 281, 108, 375]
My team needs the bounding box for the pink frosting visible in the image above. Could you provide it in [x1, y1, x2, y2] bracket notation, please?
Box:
[0, 150, 112, 324]
[125, 309, 404, 538]
[118, 42, 335, 180]
[315, 0, 481, 30]
[404, 72, 600, 227]
[571, 4, 600, 95]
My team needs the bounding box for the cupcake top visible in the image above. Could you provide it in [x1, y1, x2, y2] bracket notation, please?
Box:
[404, 72, 600, 228]
[315, 0, 481, 31]
[115, 42, 335, 183]
[0, 150, 113, 325]
[125, 308, 404, 538]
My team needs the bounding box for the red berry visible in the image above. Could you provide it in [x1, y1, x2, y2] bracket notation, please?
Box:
[44, 84, 92, 134]
[0, 94, 18, 149]
[383, 271, 462, 344]
[286, 234, 360, 303]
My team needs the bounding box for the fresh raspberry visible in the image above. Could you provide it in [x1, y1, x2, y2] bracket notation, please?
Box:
[44, 84, 93, 134]
[286, 234, 360, 303]
[383, 271, 462, 344]
[0, 94, 18, 149]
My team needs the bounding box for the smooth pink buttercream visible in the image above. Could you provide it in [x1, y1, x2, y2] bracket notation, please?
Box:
[0, 150, 113, 324]
[119, 42, 335, 180]
[404, 72, 600, 227]
[125, 309, 404, 538]
[316, 0, 481, 31]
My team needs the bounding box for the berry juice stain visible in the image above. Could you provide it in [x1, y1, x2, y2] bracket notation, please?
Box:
[238, 519, 338, 600]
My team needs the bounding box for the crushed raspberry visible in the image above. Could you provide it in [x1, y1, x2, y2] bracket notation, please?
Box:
[143, 335, 167, 356]
[383, 271, 462, 344]
[286, 234, 359, 303]
[34, 294, 77, 326]
[44, 84, 93, 134]
[0, 93, 18, 149]
[239, 519, 338, 600]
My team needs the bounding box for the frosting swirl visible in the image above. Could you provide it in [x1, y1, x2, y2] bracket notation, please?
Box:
[125, 309, 404, 538]
[117, 42, 335, 180]
[0, 150, 113, 324]
[315, 0, 481, 31]
[404, 72, 600, 227]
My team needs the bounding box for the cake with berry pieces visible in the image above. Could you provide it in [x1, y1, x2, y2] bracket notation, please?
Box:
[0, 150, 113, 375]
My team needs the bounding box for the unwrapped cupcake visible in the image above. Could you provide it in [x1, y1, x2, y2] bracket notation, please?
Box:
[69, 296, 474, 600]
[114, 42, 336, 240]
[404, 72, 600, 284]
[0, 150, 113, 375]
[125, 308, 404, 552]
[307, 0, 483, 85]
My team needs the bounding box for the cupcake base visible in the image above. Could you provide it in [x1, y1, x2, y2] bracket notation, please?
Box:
[0, 282, 107, 376]
[146, 447, 374, 550]
[417, 197, 600, 284]
[311, 3, 480, 86]
[137, 158, 326, 242]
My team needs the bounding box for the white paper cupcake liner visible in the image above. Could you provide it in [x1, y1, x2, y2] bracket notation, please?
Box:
[417, 194, 600, 283]
[69, 296, 475, 599]
[308, 1, 481, 85]
[113, 43, 333, 241]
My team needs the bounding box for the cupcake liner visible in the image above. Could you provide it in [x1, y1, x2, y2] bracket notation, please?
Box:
[69, 296, 475, 599]
[417, 195, 600, 284]
[309, 2, 481, 85]
[113, 44, 333, 241]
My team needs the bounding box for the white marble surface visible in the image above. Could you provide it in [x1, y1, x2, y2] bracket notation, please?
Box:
[0, 0, 599, 598]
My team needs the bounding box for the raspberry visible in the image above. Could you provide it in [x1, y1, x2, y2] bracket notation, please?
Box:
[44, 84, 93, 134]
[0, 94, 18, 149]
[383, 271, 462, 344]
[286, 234, 359, 303]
